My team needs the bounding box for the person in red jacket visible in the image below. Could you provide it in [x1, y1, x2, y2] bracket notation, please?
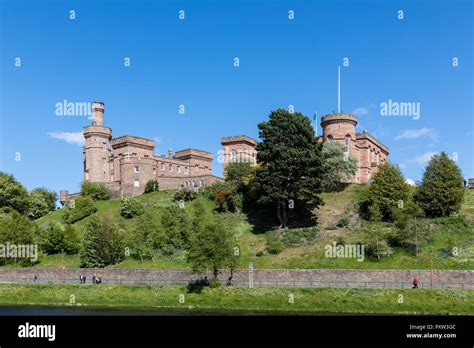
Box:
[412, 276, 419, 289]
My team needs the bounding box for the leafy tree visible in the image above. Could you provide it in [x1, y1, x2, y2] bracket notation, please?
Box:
[393, 201, 428, 257]
[30, 188, 57, 211]
[124, 211, 159, 262]
[0, 210, 38, 265]
[414, 152, 464, 217]
[40, 222, 80, 255]
[186, 214, 238, 281]
[367, 163, 409, 221]
[80, 182, 111, 201]
[214, 183, 243, 213]
[361, 204, 394, 260]
[120, 197, 144, 218]
[144, 180, 159, 193]
[27, 190, 51, 219]
[225, 161, 256, 189]
[62, 196, 97, 223]
[255, 109, 323, 227]
[159, 205, 191, 254]
[80, 215, 125, 268]
[320, 141, 357, 192]
[0, 172, 29, 214]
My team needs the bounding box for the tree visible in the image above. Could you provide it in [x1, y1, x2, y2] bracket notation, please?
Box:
[362, 204, 394, 260]
[367, 163, 409, 221]
[40, 222, 80, 254]
[173, 189, 197, 203]
[144, 180, 159, 193]
[0, 172, 29, 214]
[414, 152, 464, 217]
[0, 210, 37, 265]
[186, 214, 238, 282]
[225, 161, 256, 189]
[393, 201, 428, 257]
[79, 215, 125, 267]
[320, 141, 357, 192]
[27, 190, 51, 219]
[80, 182, 111, 201]
[30, 188, 57, 211]
[255, 109, 323, 227]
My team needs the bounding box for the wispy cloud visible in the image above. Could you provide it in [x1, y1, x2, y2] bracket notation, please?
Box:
[405, 178, 416, 186]
[48, 132, 84, 146]
[413, 151, 438, 165]
[395, 128, 437, 140]
[352, 107, 369, 116]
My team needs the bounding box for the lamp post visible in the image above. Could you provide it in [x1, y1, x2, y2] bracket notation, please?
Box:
[61, 249, 65, 284]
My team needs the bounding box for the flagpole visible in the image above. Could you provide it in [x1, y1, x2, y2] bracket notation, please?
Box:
[338, 66, 341, 113]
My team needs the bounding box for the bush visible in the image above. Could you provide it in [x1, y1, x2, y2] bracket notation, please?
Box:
[173, 189, 197, 203]
[0, 172, 29, 214]
[280, 227, 319, 247]
[266, 234, 285, 254]
[80, 182, 111, 201]
[40, 222, 80, 254]
[62, 196, 97, 223]
[120, 197, 145, 218]
[144, 180, 159, 193]
[0, 210, 37, 265]
[336, 217, 349, 228]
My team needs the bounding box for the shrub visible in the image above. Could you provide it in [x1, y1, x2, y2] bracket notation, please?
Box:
[280, 227, 319, 247]
[144, 180, 159, 193]
[0, 210, 37, 265]
[120, 197, 145, 218]
[266, 234, 285, 254]
[336, 217, 349, 228]
[173, 189, 197, 203]
[40, 222, 80, 254]
[62, 196, 97, 223]
[80, 182, 111, 201]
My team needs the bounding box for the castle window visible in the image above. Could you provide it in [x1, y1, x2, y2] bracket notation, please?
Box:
[134, 166, 139, 173]
[169, 164, 172, 172]
[327, 135, 334, 141]
[344, 135, 350, 153]
[231, 149, 236, 161]
[153, 168, 156, 175]
[177, 165, 181, 173]
[199, 180, 203, 187]
[161, 163, 164, 171]
[134, 180, 140, 187]
[184, 166, 189, 174]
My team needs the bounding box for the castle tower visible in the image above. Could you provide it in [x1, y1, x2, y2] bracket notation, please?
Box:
[320, 112, 357, 152]
[221, 135, 257, 177]
[83, 101, 112, 182]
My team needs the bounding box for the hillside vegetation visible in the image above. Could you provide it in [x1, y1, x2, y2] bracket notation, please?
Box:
[30, 186, 474, 270]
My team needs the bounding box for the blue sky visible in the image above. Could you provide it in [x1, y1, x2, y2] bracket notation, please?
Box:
[0, 0, 472, 194]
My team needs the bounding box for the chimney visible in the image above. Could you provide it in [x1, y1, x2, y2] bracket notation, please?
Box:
[92, 101, 105, 126]
[168, 148, 173, 158]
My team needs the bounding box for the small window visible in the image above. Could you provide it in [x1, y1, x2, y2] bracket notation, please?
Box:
[169, 164, 172, 172]
[160, 163, 164, 171]
[134, 166, 139, 173]
[231, 149, 236, 161]
[134, 180, 140, 187]
[177, 165, 181, 173]
[184, 166, 189, 174]
[153, 168, 156, 175]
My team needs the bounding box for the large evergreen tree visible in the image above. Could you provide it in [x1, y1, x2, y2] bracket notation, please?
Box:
[321, 141, 357, 192]
[255, 109, 323, 228]
[414, 152, 464, 217]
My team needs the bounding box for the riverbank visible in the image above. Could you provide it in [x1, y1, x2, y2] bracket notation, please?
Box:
[0, 284, 472, 315]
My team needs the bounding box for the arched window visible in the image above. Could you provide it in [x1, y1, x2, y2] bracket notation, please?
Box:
[231, 149, 236, 161]
[344, 135, 350, 153]
[327, 135, 334, 141]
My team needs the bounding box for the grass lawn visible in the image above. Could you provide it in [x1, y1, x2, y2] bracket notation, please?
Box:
[0, 284, 472, 315]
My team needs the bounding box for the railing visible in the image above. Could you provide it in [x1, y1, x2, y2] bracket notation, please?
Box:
[0, 277, 472, 289]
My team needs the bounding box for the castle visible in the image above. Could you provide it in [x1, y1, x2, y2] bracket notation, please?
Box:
[60, 102, 388, 205]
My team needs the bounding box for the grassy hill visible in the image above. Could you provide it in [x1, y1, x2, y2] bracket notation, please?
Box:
[30, 186, 474, 270]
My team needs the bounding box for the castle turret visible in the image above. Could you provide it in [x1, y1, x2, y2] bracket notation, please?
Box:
[83, 101, 112, 182]
[320, 112, 357, 154]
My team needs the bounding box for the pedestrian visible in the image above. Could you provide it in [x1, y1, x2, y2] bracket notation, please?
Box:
[412, 276, 419, 289]
[83, 276, 87, 284]
[92, 275, 96, 284]
[33, 274, 38, 284]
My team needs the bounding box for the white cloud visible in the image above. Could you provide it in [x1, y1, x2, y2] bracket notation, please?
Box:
[48, 132, 84, 146]
[413, 151, 438, 165]
[395, 128, 437, 140]
[352, 107, 369, 116]
[405, 178, 416, 186]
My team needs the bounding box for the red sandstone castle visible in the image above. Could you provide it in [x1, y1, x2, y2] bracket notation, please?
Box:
[60, 102, 388, 205]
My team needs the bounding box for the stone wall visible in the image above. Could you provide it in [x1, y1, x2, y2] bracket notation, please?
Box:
[1, 268, 472, 288]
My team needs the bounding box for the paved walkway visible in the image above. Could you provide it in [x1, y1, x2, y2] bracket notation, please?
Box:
[0, 268, 472, 289]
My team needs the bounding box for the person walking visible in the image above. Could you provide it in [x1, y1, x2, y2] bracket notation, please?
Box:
[33, 274, 38, 284]
[412, 276, 419, 289]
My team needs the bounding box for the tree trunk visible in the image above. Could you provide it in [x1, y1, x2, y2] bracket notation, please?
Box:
[277, 200, 288, 228]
